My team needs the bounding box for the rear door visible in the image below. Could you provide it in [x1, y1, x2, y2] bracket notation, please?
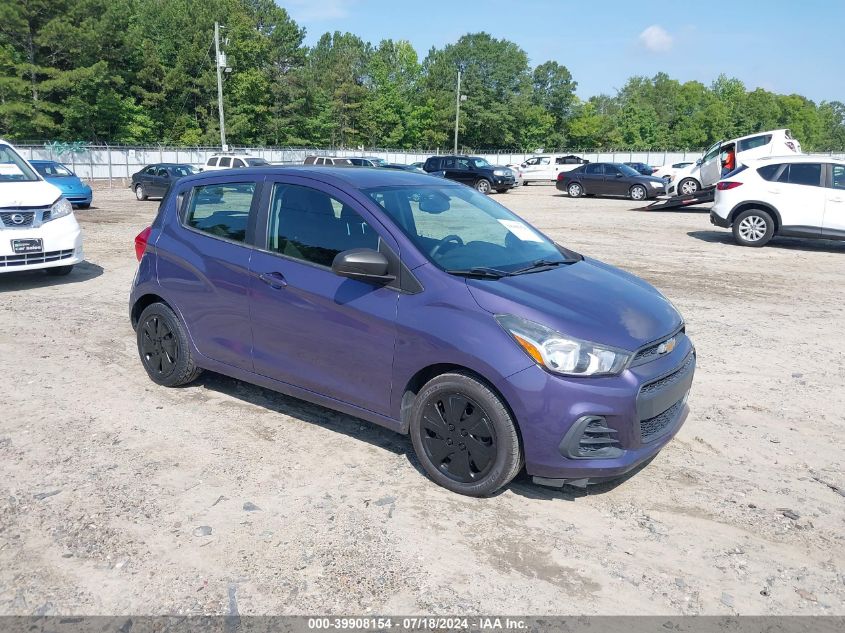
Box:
[768, 162, 825, 235]
[823, 163, 845, 238]
[248, 176, 399, 415]
[151, 167, 170, 196]
[156, 177, 261, 370]
[580, 163, 604, 193]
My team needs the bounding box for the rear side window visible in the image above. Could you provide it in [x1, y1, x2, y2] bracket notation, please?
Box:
[831, 165, 845, 190]
[738, 135, 772, 152]
[757, 164, 784, 181]
[778, 163, 822, 187]
[584, 164, 602, 175]
[184, 182, 256, 243]
[268, 184, 379, 267]
[219, 157, 231, 168]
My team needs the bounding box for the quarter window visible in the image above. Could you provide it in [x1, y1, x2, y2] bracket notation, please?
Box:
[268, 184, 380, 267]
[757, 164, 784, 181]
[185, 182, 256, 243]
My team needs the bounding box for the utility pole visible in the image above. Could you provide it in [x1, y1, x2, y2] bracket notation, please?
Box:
[214, 22, 227, 151]
[453, 69, 461, 154]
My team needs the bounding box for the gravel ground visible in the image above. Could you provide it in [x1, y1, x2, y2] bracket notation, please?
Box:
[1, 184, 843, 615]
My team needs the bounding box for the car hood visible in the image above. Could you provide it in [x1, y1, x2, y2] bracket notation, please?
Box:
[45, 176, 90, 193]
[640, 175, 667, 185]
[466, 258, 682, 351]
[0, 179, 63, 207]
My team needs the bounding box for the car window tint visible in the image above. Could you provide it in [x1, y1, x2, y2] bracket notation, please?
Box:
[584, 164, 601, 175]
[219, 157, 231, 167]
[144, 166, 157, 175]
[185, 182, 255, 243]
[233, 159, 245, 168]
[457, 158, 471, 170]
[156, 168, 168, 177]
[738, 135, 772, 152]
[703, 142, 721, 163]
[268, 184, 380, 267]
[787, 163, 821, 187]
[757, 164, 784, 181]
[538, 158, 550, 165]
[831, 165, 845, 190]
[605, 165, 621, 176]
[206, 157, 217, 166]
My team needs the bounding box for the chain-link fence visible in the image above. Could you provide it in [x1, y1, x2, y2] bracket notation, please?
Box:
[14, 143, 845, 186]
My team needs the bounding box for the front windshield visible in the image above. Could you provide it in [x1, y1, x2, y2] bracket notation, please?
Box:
[617, 164, 641, 177]
[472, 158, 491, 169]
[33, 162, 74, 177]
[0, 144, 40, 182]
[366, 184, 570, 273]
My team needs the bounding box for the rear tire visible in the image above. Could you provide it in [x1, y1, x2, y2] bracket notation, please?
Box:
[732, 208, 774, 247]
[45, 265, 73, 276]
[567, 182, 583, 198]
[410, 372, 522, 497]
[137, 302, 202, 387]
[135, 184, 147, 201]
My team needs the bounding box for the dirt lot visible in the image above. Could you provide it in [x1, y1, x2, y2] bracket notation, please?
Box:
[1, 185, 843, 616]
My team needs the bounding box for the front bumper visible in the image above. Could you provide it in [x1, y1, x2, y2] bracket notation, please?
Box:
[492, 175, 515, 189]
[0, 214, 84, 272]
[64, 191, 93, 206]
[500, 332, 695, 484]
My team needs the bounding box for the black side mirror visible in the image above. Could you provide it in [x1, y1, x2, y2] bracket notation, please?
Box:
[331, 249, 394, 284]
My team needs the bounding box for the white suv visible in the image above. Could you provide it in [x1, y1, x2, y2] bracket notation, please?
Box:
[520, 154, 587, 184]
[1, 139, 84, 275]
[201, 153, 270, 171]
[669, 129, 801, 196]
[710, 155, 845, 247]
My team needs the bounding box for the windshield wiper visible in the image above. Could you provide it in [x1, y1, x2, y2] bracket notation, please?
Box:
[508, 258, 574, 276]
[446, 266, 510, 279]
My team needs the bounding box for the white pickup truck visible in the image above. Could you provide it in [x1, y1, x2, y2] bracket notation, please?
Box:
[1, 139, 84, 276]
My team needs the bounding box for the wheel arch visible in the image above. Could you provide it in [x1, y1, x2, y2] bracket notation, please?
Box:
[131, 293, 171, 330]
[398, 363, 524, 451]
[729, 201, 781, 231]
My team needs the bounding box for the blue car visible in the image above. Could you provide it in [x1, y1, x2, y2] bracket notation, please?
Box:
[30, 160, 93, 208]
[130, 167, 694, 497]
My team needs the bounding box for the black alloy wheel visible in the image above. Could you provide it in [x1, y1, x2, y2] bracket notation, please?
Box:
[140, 313, 179, 378]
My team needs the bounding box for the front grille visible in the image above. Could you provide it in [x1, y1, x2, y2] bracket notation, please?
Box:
[632, 327, 685, 365]
[0, 211, 35, 228]
[0, 249, 74, 267]
[639, 398, 684, 443]
[641, 353, 695, 395]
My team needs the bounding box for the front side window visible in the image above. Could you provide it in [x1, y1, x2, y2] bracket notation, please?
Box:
[184, 182, 256, 243]
[367, 185, 570, 273]
[617, 164, 640, 177]
[702, 142, 722, 163]
[156, 168, 168, 178]
[144, 166, 157, 175]
[219, 157, 231, 168]
[738, 134, 772, 153]
[268, 184, 380, 267]
[524, 158, 540, 166]
[456, 158, 472, 170]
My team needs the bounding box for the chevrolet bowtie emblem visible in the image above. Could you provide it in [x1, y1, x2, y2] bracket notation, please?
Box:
[657, 337, 676, 355]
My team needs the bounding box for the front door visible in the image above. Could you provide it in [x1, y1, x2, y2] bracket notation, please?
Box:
[249, 177, 399, 416]
[445, 157, 474, 186]
[699, 141, 723, 187]
[602, 164, 628, 195]
[823, 163, 845, 238]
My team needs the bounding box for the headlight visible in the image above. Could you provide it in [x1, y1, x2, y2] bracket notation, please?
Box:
[48, 197, 73, 221]
[649, 180, 663, 187]
[493, 168, 511, 176]
[495, 314, 632, 377]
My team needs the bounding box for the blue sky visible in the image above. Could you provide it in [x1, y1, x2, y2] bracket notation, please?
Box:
[280, 0, 843, 103]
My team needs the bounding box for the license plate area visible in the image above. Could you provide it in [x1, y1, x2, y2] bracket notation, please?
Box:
[11, 238, 43, 254]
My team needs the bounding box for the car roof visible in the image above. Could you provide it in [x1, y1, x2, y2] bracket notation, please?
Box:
[178, 165, 448, 189]
[747, 154, 845, 166]
[732, 128, 789, 143]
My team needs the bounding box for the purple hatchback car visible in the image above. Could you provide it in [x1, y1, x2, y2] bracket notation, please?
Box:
[130, 167, 695, 496]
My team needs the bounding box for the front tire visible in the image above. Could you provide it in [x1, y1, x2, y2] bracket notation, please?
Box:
[567, 182, 583, 198]
[410, 372, 522, 497]
[733, 209, 774, 247]
[495, 188, 509, 194]
[474, 178, 491, 194]
[678, 177, 699, 195]
[77, 203, 91, 209]
[137, 302, 202, 387]
[135, 184, 148, 201]
[629, 184, 647, 201]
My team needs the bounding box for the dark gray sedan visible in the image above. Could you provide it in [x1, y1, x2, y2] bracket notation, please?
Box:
[131, 163, 196, 201]
[556, 163, 666, 201]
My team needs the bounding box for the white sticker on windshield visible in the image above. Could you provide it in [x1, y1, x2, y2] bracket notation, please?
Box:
[0, 163, 24, 175]
[498, 219, 543, 242]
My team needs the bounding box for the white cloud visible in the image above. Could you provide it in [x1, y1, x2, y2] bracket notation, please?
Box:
[638, 25, 673, 53]
[283, 0, 355, 22]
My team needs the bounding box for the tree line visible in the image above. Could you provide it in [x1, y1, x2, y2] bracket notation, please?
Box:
[2, 0, 843, 151]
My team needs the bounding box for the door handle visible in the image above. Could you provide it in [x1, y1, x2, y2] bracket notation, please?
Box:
[258, 271, 287, 289]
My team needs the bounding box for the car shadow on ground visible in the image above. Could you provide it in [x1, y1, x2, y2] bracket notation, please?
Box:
[631, 204, 711, 213]
[688, 230, 845, 253]
[195, 370, 636, 501]
[0, 260, 104, 293]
